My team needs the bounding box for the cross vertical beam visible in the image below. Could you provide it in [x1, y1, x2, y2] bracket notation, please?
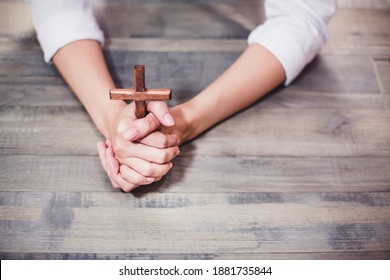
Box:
[134, 65, 146, 118]
[109, 65, 172, 119]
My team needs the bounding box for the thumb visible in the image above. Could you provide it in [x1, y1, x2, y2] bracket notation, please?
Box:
[147, 101, 175, 127]
[122, 101, 175, 141]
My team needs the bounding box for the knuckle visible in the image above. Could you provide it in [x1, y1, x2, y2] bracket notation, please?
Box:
[120, 165, 145, 186]
[155, 152, 169, 164]
[162, 135, 171, 148]
[155, 133, 168, 148]
[114, 144, 128, 158]
[149, 100, 164, 111]
[142, 164, 155, 177]
[121, 184, 136, 193]
[146, 115, 159, 132]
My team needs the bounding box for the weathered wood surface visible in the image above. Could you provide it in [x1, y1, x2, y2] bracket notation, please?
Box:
[0, 0, 389, 259]
[0, 192, 389, 257]
[1, 154, 390, 192]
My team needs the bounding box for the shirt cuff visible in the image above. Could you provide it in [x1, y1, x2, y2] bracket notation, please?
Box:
[33, 4, 104, 63]
[248, 23, 308, 86]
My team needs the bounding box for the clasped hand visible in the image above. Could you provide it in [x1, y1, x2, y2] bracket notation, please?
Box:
[97, 101, 180, 192]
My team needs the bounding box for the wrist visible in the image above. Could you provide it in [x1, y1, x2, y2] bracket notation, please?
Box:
[99, 100, 127, 139]
[171, 99, 205, 144]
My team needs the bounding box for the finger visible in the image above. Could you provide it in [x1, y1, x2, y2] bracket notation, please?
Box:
[122, 101, 175, 142]
[119, 164, 155, 192]
[117, 156, 173, 178]
[122, 113, 160, 141]
[97, 141, 120, 188]
[138, 131, 180, 148]
[147, 101, 175, 127]
[107, 144, 155, 192]
[96, 141, 108, 173]
[105, 146, 122, 190]
[117, 143, 180, 164]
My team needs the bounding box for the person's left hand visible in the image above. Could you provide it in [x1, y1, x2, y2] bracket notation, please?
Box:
[97, 101, 180, 192]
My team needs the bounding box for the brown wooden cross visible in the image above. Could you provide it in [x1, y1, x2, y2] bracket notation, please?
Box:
[109, 65, 172, 118]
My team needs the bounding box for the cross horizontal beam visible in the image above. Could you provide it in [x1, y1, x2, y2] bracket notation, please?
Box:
[109, 88, 172, 101]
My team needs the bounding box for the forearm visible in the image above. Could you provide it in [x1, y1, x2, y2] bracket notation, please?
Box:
[52, 40, 125, 138]
[172, 43, 285, 143]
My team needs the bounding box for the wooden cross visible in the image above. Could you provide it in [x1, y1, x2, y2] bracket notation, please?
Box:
[109, 65, 172, 118]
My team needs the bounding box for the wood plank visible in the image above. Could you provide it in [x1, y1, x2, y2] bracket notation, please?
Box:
[1, 51, 382, 97]
[195, 107, 390, 157]
[0, 1, 261, 41]
[0, 3, 34, 39]
[259, 88, 386, 109]
[1, 83, 386, 109]
[329, 8, 390, 43]
[1, 225, 388, 255]
[337, 0, 390, 8]
[2, 3, 390, 57]
[0, 106, 101, 156]
[1, 155, 389, 192]
[2, 251, 390, 260]
[106, 38, 247, 53]
[1, 105, 389, 157]
[0, 84, 78, 107]
[323, 40, 390, 57]
[3, 3, 390, 44]
[1, 0, 389, 261]
[0, 192, 389, 255]
[91, 1, 261, 39]
[291, 55, 381, 93]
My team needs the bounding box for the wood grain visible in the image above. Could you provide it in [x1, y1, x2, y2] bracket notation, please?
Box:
[1, 105, 389, 157]
[373, 58, 390, 108]
[1, 155, 389, 193]
[0, 192, 389, 256]
[1, 0, 389, 260]
[1, 51, 382, 99]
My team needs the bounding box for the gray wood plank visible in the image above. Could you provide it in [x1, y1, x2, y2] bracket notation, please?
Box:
[0, 192, 389, 255]
[1, 0, 389, 261]
[3, 3, 389, 44]
[90, 1, 262, 40]
[0, 84, 79, 107]
[1, 155, 389, 192]
[2, 84, 386, 109]
[259, 89, 387, 109]
[2, 251, 390, 260]
[0, 1, 262, 41]
[2, 3, 390, 57]
[0, 3, 34, 39]
[1, 105, 389, 157]
[291, 55, 381, 93]
[337, 0, 390, 8]
[329, 8, 390, 43]
[0, 51, 382, 97]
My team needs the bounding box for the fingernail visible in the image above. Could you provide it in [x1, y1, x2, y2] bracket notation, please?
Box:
[124, 127, 137, 141]
[163, 113, 175, 126]
[146, 177, 155, 183]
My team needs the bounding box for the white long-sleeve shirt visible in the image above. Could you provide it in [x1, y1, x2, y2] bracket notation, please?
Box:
[30, 0, 336, 85]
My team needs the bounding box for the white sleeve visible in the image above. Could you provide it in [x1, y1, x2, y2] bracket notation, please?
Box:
[248, 0, 337, 85]
[30, 0, 104, 63]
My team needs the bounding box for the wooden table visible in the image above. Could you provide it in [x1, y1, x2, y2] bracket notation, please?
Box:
[0, 0, 389, 259]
